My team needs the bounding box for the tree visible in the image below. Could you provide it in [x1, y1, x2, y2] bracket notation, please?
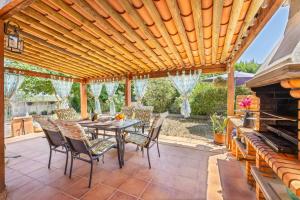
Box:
[234, 60, 260, 73]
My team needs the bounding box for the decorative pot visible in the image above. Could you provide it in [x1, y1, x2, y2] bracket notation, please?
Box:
[214, 133, 225, 145]
[243, 111, 254, 128]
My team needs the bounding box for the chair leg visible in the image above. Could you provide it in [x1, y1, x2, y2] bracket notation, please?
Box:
[136, 145, 139, 151]
[69, 156, 74, 178]
[48, 148, 52, 169]
[147, 148, 151, 169]
[88, 160, 93, 188]
[141, 147, 144, 157]
[156, 140, 161, 158]
[64, 150, 69, 175]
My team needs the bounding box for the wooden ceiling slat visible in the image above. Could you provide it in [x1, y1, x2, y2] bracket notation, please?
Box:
[166, 0, 195, 67]
[231, 0, 264, 60]
[220, 0, 244, 63]
[1, 0, 281, 79]
[142, 0, 185, 68]
[191, 0, 205, 65]
[119, 0, 177, 70]
[33, 1, 142, 74]
[5, 67, 83, 82]
[5, 52, 88, 78]
[23, 44, 103, 76]
[22, 40, 109, 78]
[0, 0, 36, 20]
[211, 0, 224, 64]
[96, 0, 166, 69]
[68, 0, 157, 71]
[20, 7, 130, 75]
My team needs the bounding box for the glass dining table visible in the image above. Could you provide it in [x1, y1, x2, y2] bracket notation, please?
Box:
[78, 119, 141, 168]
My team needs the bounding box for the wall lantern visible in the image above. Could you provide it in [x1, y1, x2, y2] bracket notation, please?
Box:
[4, 21, 24, 53]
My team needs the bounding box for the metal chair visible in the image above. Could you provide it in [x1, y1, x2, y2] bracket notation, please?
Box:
[35, 118, 69, 175]
[125, 112, 168, 168]
[56, 121, 118, 188]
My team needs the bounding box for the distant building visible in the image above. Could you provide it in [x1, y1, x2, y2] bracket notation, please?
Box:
[10, 92, 60, 117]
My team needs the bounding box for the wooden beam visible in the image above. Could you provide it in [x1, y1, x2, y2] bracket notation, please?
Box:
[166, 0, 195, 66]
[142, 0, 185, 68]
[227, 63, 235, 116]
[53, 0, 155, 72]
[4, 67, 84, 83]
[232, 0, 284, 63]
[125, 78, 131, 106]
[119, 0, 176, 69]
[0, 19, 6, 198]
[0, 0, 36, 20]
[221, 0, 244, 63]
[88, 64, 227, 82]
[96, 0, 164, 69]
[211, 0, 224, 64]
[80, 83, 88, 119]
[191, 0, 205, 65]
[231, 0, 264, 60]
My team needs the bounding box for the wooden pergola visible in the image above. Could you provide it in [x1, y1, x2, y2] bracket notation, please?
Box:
[0, 0, 284, 195]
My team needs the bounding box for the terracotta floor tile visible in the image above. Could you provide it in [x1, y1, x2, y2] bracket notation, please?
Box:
[81, 184, 116, 200]
[51, 192, 76, 200]
[27, 167, 57, 179]
[6, 175, 33, 192]
[141, 183, 173, 200]
[63, 177, 94, 198]
[49, 174, 82, 190]
[8, 180, 44, 200]
[23, 186, 60, 200]
[92, 169, 112, 184]
[118, 177, 148, 197]
[109, 191, 137, 200]
[132, 168, 154, 182]
[102, 171, 129, 188]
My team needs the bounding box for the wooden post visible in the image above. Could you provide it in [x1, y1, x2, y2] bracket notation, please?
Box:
[227, 63, 235, 116]
[0, 20, 6, 197]
[80, 82, 88, 119]
[125, 78, 131, 106]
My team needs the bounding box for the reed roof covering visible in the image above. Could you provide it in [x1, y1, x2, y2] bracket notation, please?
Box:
[0, 0, 284, 81]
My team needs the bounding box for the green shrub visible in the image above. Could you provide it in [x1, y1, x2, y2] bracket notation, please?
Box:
[143, 79, 179, 113]
[190, 83, 252, 116]
[190, 83, 227, 115]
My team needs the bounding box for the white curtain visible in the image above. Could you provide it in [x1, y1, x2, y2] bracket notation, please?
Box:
[134, 77, 149, 105]
[169, 70, 201, 118]
[90, 83, 103, 114]
[105, 82, 119, 116]
[4, 73, 25, 120]
[51, 79, 73, 109]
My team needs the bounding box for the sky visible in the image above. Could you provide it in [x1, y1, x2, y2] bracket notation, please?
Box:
[238, 6, 289, 64]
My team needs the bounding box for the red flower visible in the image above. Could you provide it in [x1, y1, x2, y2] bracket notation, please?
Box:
[239, 97, 252, 110]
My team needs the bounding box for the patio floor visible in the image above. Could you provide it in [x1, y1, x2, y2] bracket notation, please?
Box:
[5, 136, 255, 200]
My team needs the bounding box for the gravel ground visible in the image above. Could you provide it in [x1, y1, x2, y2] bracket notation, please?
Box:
[160, 117, 213, 140]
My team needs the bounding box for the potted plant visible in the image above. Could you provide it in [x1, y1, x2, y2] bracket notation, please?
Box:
[210, 113, 228, 145]
[239, 97, 254, 128]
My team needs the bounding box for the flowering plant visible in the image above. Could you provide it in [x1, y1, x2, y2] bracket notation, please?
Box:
[239, 97, 252, 110]
[115, 113, 125, 121]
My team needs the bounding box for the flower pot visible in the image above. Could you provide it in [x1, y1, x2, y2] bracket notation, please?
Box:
[243, 111, 254, 128]
[214, 133, 225, 145]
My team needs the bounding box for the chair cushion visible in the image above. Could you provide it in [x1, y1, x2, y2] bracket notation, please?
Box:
[90, 139, 116, 155]
[55, 108, 81, 121]
[125, 134, 148, 146]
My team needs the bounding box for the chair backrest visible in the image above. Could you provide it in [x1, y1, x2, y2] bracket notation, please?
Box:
[149, 112, 168, 141]
[35, 118, 65, 147]
[133, 106, 153, 125]
[54, 108, 81, 121]
[55, 121, 91, 155]
[121, 106, 135, 119]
